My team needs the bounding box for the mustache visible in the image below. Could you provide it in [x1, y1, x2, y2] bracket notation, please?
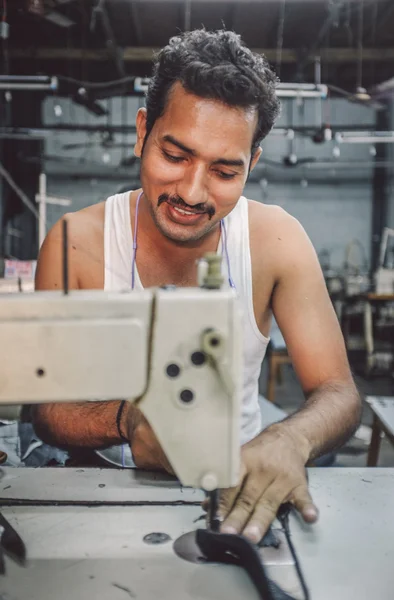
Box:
[157, 193, 216, 220]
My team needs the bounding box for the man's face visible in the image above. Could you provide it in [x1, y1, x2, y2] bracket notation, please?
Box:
[134, 83, 261, 244]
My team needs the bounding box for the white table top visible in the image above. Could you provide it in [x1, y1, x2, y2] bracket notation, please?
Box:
[1, 467, 394, 600]
[365, 396, 394, 435]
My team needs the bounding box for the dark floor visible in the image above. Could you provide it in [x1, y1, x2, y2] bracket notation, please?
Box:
[259, 361, 394, 468]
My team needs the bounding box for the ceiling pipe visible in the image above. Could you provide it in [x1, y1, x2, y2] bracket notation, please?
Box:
[335, 131, 394, 143]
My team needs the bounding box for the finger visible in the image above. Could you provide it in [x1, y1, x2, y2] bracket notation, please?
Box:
[242, 484, 288, 543]
[220, 474, 273, 535]
[290, 484, 319, 523]
[217, 485, 241, 527]
[217, 462, 247, 521]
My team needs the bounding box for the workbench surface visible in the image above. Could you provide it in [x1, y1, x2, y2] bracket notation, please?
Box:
[1, 467, 393, 600]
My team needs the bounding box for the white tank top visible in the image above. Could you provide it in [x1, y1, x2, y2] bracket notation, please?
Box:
[98, 191, 269, 467]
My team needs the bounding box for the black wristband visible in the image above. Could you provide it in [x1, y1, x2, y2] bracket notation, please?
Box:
[116, 400, 128, 442]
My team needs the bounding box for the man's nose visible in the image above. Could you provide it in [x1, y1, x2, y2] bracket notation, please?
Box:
[176, 163, 209, 207]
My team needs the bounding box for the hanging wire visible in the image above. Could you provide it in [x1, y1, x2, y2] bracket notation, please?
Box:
[184, 0, 191, 32]
[107, 97, 112, 129]
[107, 97, 113, 162]
[275, 0, 286, 79]
[356, 0, 364, 91]
[80, 0, 88, 84]
[67, 15, 76, 124]
[369, 0, 378, 87]
[344, 0, 353, 47]
[122, 94, 127, 165]
[324, 87, 331, 130]
[369, 0, 378, 45]
[323, 19, 330, 89]
[1, 0, 8, 75]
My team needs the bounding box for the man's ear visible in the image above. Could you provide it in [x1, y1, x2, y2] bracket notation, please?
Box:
[250, 146, 262, 172]
[134, 108, 148, 157]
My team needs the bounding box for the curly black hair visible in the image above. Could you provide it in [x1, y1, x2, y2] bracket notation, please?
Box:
[145, 29, 280, 154]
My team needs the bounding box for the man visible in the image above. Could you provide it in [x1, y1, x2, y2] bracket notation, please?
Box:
[33, 29, 361, 544]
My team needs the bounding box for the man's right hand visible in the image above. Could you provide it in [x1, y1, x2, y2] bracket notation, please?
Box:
[121, 403, 174, 474]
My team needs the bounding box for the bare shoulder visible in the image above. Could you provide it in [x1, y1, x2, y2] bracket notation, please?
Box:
[247, 198, 303, 236]
[247, 198, 310, 248]
[36, 202, 106, 290]
[48, 201, 105, 243]
[246, 198, 318, 280]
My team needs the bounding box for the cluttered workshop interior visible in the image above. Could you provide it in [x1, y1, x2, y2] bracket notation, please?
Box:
[1, 1, 394, 599]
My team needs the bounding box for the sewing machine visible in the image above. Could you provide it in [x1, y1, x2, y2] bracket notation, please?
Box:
[0, 281, 241, 491]
[0, 257, 394, 599]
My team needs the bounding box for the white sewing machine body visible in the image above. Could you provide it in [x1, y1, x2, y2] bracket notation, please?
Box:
[0, 287, 242, 490]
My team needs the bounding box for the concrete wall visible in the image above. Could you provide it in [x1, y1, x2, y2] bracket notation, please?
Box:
[42, 95, 378, 270]
[244, 181, 371, 269]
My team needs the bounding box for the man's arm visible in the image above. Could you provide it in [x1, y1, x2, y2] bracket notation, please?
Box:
[31, 400, 124, 449]
[270, 216, 361, 459]
[32, 216, 172, 472]
[219, 211, 361, 541]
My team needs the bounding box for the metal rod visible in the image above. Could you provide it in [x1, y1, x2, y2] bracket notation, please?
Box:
[62, 219, 69, 295]
[38, 173, 47, 248]
[336, 132, 394, 143]
[0, 76, 53, 83]
[278, 83, 326, 90]
[276, 88, 328, 99]
[339, 137, 394, 144]
[0, 76, 58, 91]
[305, 160, 394, 169]
[0, 84, 54, 91]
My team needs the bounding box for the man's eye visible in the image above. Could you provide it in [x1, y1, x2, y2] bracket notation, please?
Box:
[216, 171, 236, 180]
[163, 151, 184, 163]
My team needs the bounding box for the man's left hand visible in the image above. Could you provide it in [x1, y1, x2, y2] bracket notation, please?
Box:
[123, 406, 174, 475]
[218, 424, 319, 543]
